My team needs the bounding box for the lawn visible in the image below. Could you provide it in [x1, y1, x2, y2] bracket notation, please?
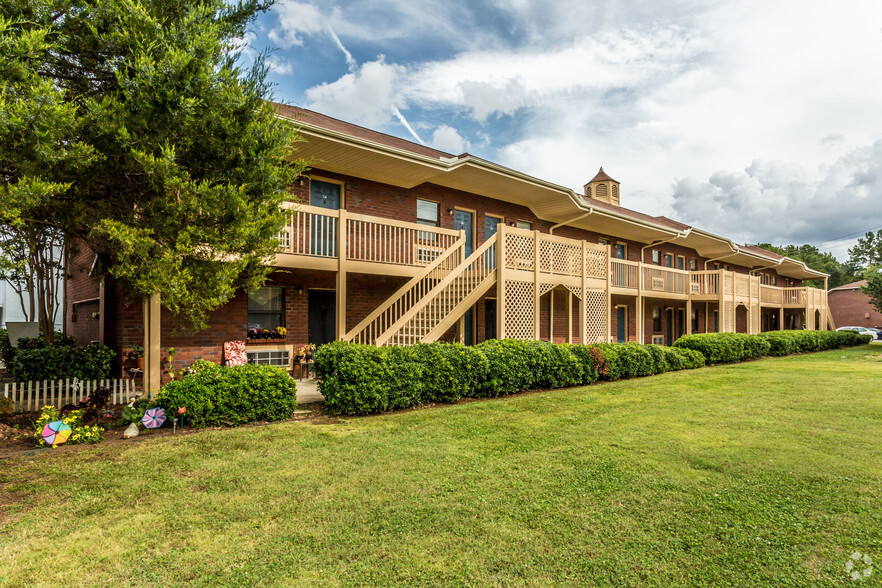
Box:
[2, 345, 881, 586]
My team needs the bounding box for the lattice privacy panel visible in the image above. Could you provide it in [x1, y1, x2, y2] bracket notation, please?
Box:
[721, 303, 734, 333]
[505, 232, 535, 270]
[735, 276, 749, 297]
[584, 288, 607, 343]
[565, 286, 582, 300]
[504, 280, 536, 340]
[539, 283, 556, 296]
[750, 303, 760, 334]
[540, 240, 582, 276]
[584, 248, 608, 279]
[724, 274, 733, 295]
[750, 278, 759, 298]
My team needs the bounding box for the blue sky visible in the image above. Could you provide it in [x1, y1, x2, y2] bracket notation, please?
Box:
[243, 0, 882, 259]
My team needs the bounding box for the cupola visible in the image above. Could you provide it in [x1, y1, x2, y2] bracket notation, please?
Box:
[583, 167, 620, 206]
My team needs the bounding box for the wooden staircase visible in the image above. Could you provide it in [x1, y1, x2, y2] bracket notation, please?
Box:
[344, 234, 498, 346]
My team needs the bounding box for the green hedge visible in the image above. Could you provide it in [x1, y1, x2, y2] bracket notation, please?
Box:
[316, 339, 702, 415]
[672, 333, 770, 364]
[0, 330, 113, 381]
[677, 330, 870, 363]
[314, 331, 869, 415]
[153, 363, 298, 427]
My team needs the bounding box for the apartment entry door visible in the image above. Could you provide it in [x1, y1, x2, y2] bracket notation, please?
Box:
[616, 306, 627, 343]
[308, 290, 336, 347]
[455, 210, 474, 256]
[310, 180, 340, 256]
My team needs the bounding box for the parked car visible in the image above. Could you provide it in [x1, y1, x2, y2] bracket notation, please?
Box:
[865, 327, 882, 340]
[836, 326, 879, 339]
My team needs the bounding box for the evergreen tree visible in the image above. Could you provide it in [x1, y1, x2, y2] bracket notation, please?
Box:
[0, 0, 305, 332]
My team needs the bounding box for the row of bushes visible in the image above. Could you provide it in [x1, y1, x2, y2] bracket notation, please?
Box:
[0, 329, 115, 381]
[313, 340, 706, 416]
[673, 330, 872, 363]
[153, 362, 298, 427]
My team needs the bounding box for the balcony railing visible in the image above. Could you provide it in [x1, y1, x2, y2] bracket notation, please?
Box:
[611, 259, 639, 289]
[278, 203, 461, 268]
[275, 204, 827, 312]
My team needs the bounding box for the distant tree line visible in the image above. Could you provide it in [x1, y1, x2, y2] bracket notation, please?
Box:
[753, 228, 882, 313]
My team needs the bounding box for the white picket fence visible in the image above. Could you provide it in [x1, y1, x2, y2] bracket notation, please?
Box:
[2, 378, 137, 412]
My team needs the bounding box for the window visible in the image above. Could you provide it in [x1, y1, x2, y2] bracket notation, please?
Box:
[248, 287, 284, 330]
[515, 220, 532, 230]
[664, 254, 673, 268]
[614, 243, 626, 259]
[416, 199, 439, 227]
[652, 307, 662, 332]
[677, 255, 685, 270]
[713, 262, 720, 270]
[598, 238, 608, 246]
[689, 258, 698, 271]
[652, 250, 661, 264]
[247, 349, 290, 368]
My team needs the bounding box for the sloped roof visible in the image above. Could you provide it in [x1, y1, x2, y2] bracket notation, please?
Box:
[829, 280, 868, 292]
[273, 103, 455, 160]
[738, 245, 785, 260]
[586, 166, 618, 184]
[273, 103, 828, 279]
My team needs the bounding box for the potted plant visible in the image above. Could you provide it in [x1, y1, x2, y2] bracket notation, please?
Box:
[299, 343, 316, 361]
[130, 345, 144, 370]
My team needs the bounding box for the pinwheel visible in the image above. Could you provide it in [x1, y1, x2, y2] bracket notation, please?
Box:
[42, 420, 72, 445]
[141, 407, 167, 429]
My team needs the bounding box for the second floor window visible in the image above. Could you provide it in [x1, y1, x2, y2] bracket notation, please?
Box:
[652, 250, 661, 264]
[664, 254, 673, 268]
[614, 244, 626, 259]
[416, 199, 439, 227]
[689, 258, 698, 271]
[677, 256, 685, 270]
[516, 220, 532, 230]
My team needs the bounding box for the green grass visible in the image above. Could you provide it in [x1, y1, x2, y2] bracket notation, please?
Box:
[2, 345, 882, 586]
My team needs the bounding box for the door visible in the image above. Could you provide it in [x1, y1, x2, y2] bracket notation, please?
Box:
[455, 210, 474, 256]
[665, 308, 674, 345]
[308, 290, 336, 347]
[485, 300, 497, 341]
[462, 308, 474, 346]
[484, 215, 501, 269]
[616, 306, 627, 343]
[310, 180, 340, 256]
[676, 309, 685, 341]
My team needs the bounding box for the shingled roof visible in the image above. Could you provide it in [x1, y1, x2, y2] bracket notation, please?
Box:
[586, 166, 618, 184]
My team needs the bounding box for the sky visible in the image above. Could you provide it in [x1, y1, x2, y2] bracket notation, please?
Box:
[244, 0, 882, 260]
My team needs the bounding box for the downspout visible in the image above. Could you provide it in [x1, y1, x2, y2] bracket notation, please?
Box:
[549, 212, 591, 235]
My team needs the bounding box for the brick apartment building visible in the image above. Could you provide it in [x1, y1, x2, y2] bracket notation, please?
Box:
[828, 280, 882, 329]
[66, 104, 832, 391]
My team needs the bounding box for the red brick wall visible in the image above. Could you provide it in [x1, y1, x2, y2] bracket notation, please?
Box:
[66, 241, 102, 345]
[829, 289, 882, 328]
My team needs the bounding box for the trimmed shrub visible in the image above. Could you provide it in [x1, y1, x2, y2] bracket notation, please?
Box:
[758, 331, 798, 356]
[408, 343, 488, 403]
[563, 344, 601, 385]
[590, 344, 623, 380]
[9, 343, 115, 381]
[644, 344, 670, 374]
[153, 363, 298, 427]
[672, 333, 766, 364]
[473, 339, 541, 397]
[663, 346, 706, 370]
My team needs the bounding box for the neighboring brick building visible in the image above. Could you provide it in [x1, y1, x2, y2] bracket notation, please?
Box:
[66, 104, 832, 390]
[828, 280, 882, 329]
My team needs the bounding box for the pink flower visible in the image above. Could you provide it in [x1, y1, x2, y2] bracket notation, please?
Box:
[178, 407, 187, 414]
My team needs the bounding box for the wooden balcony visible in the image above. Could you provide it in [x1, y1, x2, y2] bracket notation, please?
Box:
[274, 202, 463, 277]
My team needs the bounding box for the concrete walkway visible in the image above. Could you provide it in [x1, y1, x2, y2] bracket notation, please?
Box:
[295, 378, 324, 404]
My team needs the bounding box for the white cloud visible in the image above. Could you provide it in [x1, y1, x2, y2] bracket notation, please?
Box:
[268, 1, 325, 48]
[670, 140, 882, 249]
[431, 125, 469, 154]
[265, 56, 293, 75]
[304, 58, 406, 128]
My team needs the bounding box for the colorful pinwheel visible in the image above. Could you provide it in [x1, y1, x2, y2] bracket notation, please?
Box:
[141, 407, 167, 429]
[42, 420, 72, 445]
